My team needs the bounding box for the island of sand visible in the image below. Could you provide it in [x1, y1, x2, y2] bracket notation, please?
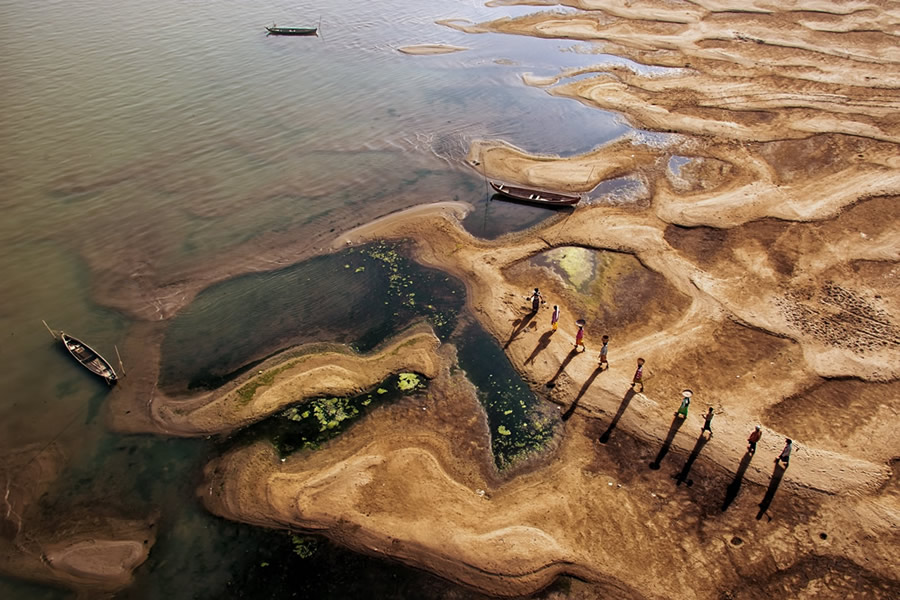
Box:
[197, 2, 900, 598]
[30, 1, 898, 598]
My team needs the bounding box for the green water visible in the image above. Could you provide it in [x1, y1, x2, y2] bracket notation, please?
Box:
[456, 323, 560, 469]
[229, 372, 428, 458]
[159, 242, 462, 390]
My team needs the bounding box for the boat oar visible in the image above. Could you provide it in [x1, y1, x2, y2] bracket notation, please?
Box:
[42, 320, 58, 339]
[317, 15, 323, 40]
[115, 344, 126, 378]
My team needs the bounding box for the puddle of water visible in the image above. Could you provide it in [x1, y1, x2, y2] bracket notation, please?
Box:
[456, 322, 559, 469]
[668, 155, 692, 176]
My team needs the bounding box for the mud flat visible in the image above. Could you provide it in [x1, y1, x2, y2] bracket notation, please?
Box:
[0, 446, 156, 595]
[198, 1, 900, 597]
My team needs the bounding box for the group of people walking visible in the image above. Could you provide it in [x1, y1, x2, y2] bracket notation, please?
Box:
[524, 288, 796, 466]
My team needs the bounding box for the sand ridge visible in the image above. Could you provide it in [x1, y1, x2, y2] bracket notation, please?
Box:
[108, 323, 443, 437]
[19, 0, 895, 597]
[202, 1, 900, 596]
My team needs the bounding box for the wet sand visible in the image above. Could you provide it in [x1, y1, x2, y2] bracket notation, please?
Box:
[8, 0, 900, 597]
[199, 2, 900, 598]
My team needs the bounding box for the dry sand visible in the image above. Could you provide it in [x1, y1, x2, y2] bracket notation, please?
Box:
[198, 2, 899, 599]
[397, 44, 470, 55]
[16, 0, 900, 597]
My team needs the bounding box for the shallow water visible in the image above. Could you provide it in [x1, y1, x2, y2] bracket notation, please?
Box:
[0, 0, 633, 595]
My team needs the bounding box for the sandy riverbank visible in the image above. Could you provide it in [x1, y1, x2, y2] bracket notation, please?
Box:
[196, 1, 899, 598]
[13, 0, 895, 597]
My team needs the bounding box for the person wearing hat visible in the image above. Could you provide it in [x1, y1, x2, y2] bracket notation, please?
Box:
[747, 425, 762, 454]
[676, 390, 692, 418]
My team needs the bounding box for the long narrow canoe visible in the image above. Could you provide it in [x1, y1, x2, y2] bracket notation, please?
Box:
[61, 333, 117, 384]
[266, 26, 318, 36]
[490, 181, 582, 207]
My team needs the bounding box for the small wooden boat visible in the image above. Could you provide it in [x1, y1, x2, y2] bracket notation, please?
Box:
[60, 333, 118, 384]
[490, 181, 581, 207]
[265, 25, 318, 36]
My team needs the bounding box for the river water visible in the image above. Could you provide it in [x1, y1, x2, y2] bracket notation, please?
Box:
[0, 0, 631, 596]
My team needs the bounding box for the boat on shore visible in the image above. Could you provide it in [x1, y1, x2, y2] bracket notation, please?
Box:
[265, 25, 318, 36]
[489, 181, 582, 207]
[61, 333, 118, 384]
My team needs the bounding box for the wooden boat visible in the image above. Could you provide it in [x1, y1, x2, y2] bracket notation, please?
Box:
[490, 181, 581, 207]
[60, 333, 118, 384]
[265, 25, 318, 36]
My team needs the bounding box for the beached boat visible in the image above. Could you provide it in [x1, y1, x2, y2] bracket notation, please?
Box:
[489, 181, 582, 207]
[265, 25, 318, 36]
[60, 333, 118, 384]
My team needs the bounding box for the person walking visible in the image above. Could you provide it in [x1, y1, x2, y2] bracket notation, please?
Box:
[747, 425, 762, 454]
[676, 390, 691, 418]
[598, 335, 609, 370]
[776, 438, 793, 466]
[701, 406, 714, 437]
[574, 321, 586, 352]
[526, 288, 545, 313]
[632, 358, 645, 392]
[550, 305, 560, 331]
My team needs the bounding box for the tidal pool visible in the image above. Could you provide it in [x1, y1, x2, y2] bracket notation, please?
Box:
[159, 242, 462, 390]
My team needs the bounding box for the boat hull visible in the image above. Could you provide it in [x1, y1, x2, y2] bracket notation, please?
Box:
[266, 27, 318, 36]
[489, 181, 581, 207]
[61, 333, 118, 384]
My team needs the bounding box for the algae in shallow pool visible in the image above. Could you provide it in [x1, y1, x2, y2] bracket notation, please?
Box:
[231, 372, 428, 458]
[455, 323, 560, 469]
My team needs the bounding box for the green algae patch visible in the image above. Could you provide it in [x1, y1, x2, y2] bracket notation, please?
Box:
[497, 425, 511, 436]
[291, 535, 320, 558]
[397, 373, 421, 391]
[231, 372, 430, 458]
[544, 246, 595, 292]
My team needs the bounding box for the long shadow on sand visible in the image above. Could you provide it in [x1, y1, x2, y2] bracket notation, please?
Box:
[649, 415, 684, 470]
[504, 311, 537, 349]
[673, 432, 708, 486]
[562, 364, 604, 421]
[721, 451, 754, 512]
[545, 348, 580, 389]
[525, 330, 554, 365]
[599, 388, 635, 444]
[756, 461, 787, 520]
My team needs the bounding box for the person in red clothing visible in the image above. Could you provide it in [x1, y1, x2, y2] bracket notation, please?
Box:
[632, 358, 645, 392]
[574, 320, 586, 352]
[747, 425, 762, 454]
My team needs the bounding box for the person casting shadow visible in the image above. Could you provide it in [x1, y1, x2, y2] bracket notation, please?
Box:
[524, 330, 554, 365]
[756, 461, 786, 520]
[504, 312, 536, 349]
[673, 432, 708, 486]
[562, 364, 605, 421]
[721, 450, 754, 512]
[649, 415, 684, 470]
[545, 348, 579, 389]
[599, 388, 635, 444]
